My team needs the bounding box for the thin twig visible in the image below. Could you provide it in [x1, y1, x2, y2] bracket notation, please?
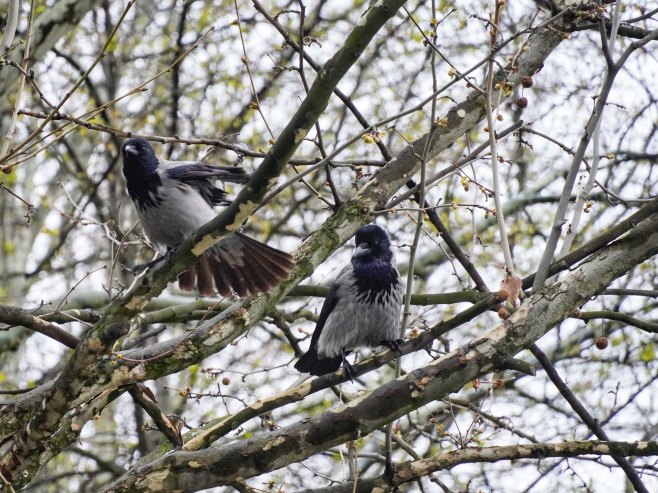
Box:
[55, 266, 107, 312]
[233, 0, 275, 140]
[0, 0, 34, 165]
[0, 1, 136, 166]
[3, 23, 215, 169]
[386, 1, 440, 473]
[485, 0, 515, 274]
[579, 310, 658, 333]
[252, 3, 566, 211]
[532, 26, 658, 291]
[530, 344, 650, 493]
[558, 1, 622, 257]
[387, 120, 524, 209]
[296, 0, 341, 208]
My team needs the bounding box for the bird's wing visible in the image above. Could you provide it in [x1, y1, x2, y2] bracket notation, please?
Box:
[161, 161, 248, 206]
[308, 265, 351, 348]
[163, 161, 248, 184]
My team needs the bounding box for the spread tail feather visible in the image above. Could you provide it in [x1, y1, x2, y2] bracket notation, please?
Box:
[178, 268, 195, 292]
[178, 261, 215, 296]
[177, 232, 294, 297]
[196, 256, 214, 296]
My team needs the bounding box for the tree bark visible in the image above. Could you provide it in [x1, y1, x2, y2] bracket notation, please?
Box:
[101, 211, 658, 491]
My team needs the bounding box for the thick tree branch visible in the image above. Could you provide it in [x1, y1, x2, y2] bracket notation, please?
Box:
[0, 305, 80, 349]
[303, 441, 658, 492]
[0, 1, 410, 486]
[102, 210, 658, 491]
[0, 6, 606, 487]
[530, 344, 650, 493]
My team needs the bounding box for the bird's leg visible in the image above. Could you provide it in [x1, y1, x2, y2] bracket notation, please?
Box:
[131, 255, 165, 274]
[341, 350, 357, 382]
[130, 246, 177, 274]
[163, 245, 177, 263]
[381, 338, 404, 354]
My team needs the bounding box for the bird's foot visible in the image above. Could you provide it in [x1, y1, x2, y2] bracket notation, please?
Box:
[383, 461, 395, 480]
[164, 246, 178, 262]
[131, 246, 178, 275]
[131, 256, 165, 275]
[341, 351, 357, 382]
[130, 263, 147, 275]
[381, 338, 404, 354]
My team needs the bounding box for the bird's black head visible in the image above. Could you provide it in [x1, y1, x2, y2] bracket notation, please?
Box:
[351, 224, 398, 298]
[121, 137, 159, 172]
[121, 138, 162, 206]
[353, 224, 393, 262]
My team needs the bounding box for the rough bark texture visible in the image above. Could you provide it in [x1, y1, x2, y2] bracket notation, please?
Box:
[101, 213, 658, 491]
[3, 3, 647, 491]
[305, 441, 658, 492]
[0, 0, 410, 486]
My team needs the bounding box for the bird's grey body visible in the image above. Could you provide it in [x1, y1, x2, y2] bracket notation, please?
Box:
[295, 224, 404, 378]
[316, 264, 403, 359]
[131, 160, 217, 250]
[121, 137, 294, 296]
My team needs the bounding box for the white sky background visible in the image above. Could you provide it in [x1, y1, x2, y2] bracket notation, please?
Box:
[5, 0, 658, 491]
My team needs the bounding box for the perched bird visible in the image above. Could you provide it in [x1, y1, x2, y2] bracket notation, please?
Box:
[294, 224, 404, 379]
[121, 137, 294, 297]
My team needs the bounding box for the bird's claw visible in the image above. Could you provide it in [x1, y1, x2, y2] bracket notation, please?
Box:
[130, 255, 166, 275]
[130, 262, 148, 275]
[164, 246, 177, 263]
[381, 338, 404, 354]
[341, 351, 357, 382]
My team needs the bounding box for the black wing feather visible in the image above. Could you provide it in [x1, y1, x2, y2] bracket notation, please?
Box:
[166, 163, 248, 206]
[294, 347, 342, 375]
[294, 281, 341, 374]
[166, 162, 248, 183]
[309, 281, 340, 348]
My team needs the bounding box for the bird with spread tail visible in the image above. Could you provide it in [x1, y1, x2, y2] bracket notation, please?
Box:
[294, 224, 404, 379]
[121, 137, 294, 297]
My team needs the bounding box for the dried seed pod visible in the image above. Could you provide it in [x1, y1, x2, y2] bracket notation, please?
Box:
[496, 288, 510, 302]
[595, 336, 609, 350]
[497, 307, 510, 319]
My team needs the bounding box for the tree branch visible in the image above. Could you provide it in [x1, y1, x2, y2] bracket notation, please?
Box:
[0, 6, 605, 487]
[0, 305, 80, 349]
[303, 440, 658, 492]
[530, 344, 650, 493]
[102, 209, 658, 491]
[580, 310, 658, 333]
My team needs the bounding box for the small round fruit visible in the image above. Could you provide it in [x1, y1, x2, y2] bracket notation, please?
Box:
[496, 289, 510, 302]
[516, 97, 528, 108]
[595, 336, 609, 350]
[497, 307, 510, 319]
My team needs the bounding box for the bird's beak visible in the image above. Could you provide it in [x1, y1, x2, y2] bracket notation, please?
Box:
[353, 243, 371, 258]
[124, 144, 138, 156]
